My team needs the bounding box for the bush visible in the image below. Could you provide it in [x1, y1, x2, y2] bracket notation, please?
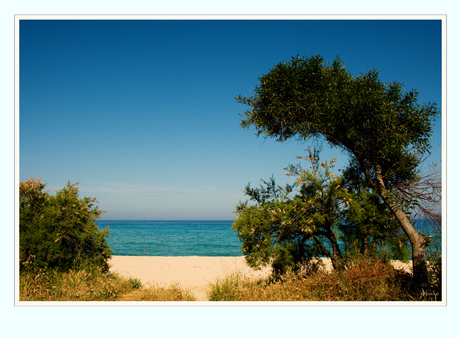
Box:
[232, 154, 348, 276]
[19, 177, 111, 273]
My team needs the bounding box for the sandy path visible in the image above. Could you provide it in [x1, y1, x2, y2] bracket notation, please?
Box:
[108, 256, 271, 301]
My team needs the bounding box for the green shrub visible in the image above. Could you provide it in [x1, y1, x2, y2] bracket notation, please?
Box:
[128, 277, 143, 290]
[20, 177, 111, 273]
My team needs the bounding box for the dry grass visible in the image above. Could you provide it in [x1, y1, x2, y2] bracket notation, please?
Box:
[20, 268, 197, 302]
[208, 257, 437, 301]
[125, 282, 197, 301]
[19, 268, 140, 301]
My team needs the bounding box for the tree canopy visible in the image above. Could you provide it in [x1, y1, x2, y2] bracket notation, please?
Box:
[237, 55, 438, 190]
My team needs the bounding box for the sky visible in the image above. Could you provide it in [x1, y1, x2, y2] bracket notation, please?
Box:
[19, 19, 443, 220]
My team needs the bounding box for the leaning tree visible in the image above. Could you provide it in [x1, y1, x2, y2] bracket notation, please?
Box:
[236, 55, 439, 286]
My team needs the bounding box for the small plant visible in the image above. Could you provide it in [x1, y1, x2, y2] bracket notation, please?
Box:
[128, 277, 143, 290]
[136, 282, 197, 301]
[208, 271, 253, 301]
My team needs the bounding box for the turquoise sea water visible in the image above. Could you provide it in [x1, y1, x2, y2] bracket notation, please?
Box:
[96, 220, 242, 256]
[97, 219, 441, 257]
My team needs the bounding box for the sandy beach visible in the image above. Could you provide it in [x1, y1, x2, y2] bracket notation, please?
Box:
[109, 256, 411, 301]
[109, 256, 272, 301]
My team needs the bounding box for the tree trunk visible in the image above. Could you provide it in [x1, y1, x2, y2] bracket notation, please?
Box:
[361, 226, 369, 256]
[373, 166, 429, 287]
[315, 228, 343, 271]
[329, 233, 343, 270]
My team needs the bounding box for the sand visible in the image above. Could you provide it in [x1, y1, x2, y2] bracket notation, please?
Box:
[108, 256, 412, 301]
[108, 256, 272, 301]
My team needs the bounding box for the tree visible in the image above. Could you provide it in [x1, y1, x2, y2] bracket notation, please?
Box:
[233, 149, 351, 275]
[19, 176, 111, 273]
[236, 55, 439, 286]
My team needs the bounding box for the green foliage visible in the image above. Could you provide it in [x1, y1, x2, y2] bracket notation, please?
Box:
[20, 176, 111, 273]
[340, 162, 411, 262]
[233, 148, 412, 276]
[234, 149, 351, 275]
[128, 277, 143, 290]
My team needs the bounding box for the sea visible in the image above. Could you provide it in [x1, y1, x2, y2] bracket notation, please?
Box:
[96, 220, 242, 257]
[96, 219, 442, 257]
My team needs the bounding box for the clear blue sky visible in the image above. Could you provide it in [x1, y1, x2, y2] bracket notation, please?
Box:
[19, 19, 442, 220]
